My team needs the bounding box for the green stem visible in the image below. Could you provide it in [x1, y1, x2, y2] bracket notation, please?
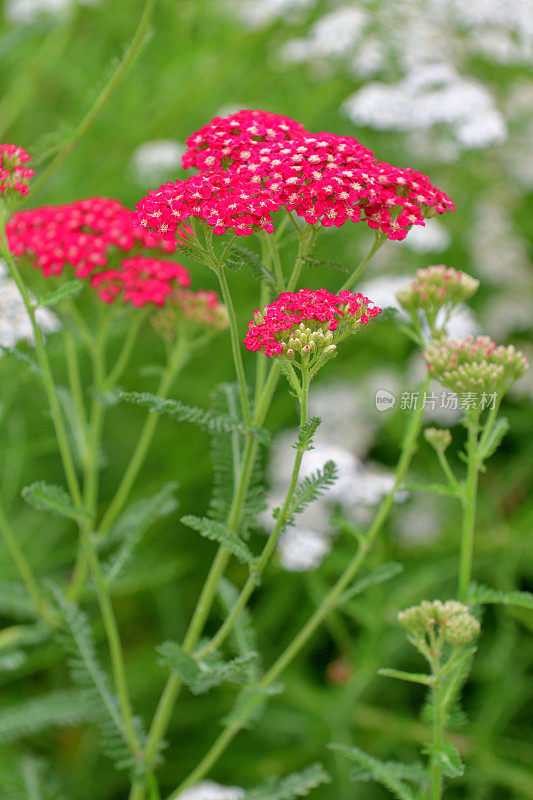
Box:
[196, 367, 310, 659]
[286, 226, 317, 292]
[215, 267, 252, 427]
[0, 502, 54, 624]
[168, 376, 430, 797]
[27, 0, 157, 199]
[97, 334, 189, 541]
[104, 311, 147, 390]
[430, 664, 445, 800]
[266, 233, 285, 292]
[63, 326, 89, 465]
[0, 210, 82, 506]
[340, 235, 385, 291]
[458, 412, 480, 601]
[436, 449, 462, 497]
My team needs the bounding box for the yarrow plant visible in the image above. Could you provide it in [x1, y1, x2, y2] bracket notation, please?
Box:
[0, 102, 530, 800]
[0, 143, 34, 197]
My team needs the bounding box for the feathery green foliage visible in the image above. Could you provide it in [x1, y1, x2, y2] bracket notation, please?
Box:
[181, 515, 257, 565]
[282, 460, 337, 526]
[157, 641, 258, 694]
[329, 744, 420, 800]
[21, 481, 89, 520]
[243, 763, 331, 800]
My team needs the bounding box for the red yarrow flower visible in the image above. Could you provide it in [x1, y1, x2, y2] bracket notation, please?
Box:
[152, 287, 228, 338]
[244, 288, 382, 360]
[7, 197, 188, 278]
[90, 256, 191, 307]
[182, 109, 306, 171]
[0, 144, 34, 197]
[132, 171, 280, 238]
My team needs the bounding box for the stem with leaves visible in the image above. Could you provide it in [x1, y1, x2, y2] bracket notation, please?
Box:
[458, 410, 481, 602]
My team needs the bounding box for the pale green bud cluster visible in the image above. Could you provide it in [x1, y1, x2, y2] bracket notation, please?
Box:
[425, 335, 528, 395]
[424, 427, 452, 452]
[397, 265, 479, 318]
[398, 600, 480, 648]
[281, 323, 336, 358]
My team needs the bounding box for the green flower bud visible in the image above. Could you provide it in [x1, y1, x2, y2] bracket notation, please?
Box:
[424, 427, 452, 451]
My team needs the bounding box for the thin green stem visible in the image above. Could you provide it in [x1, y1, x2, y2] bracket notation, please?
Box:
[104, 311, 147, 390]
[0, 502, 54, 624]
[215, 267, 252, 426]
[28, 0, 157, 199]
[436, 448, 462, 497]
[340, 234, 385, 291]
[97, 334, 189, 541]
[286, 226, 317, 292]
[63, 326, 89, 464]
[0, 210, 82, 506]
[168, 376, 430, 797]
[458, 412, 480, 601]
[196, 367, 310, 659]
[430, 662, 445, 800]
[266, 233, 285, 292]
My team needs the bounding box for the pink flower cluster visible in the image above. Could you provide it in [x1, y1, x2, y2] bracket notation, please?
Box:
[90, 256, 191, 307]
[150, 110, 455, 240]
[244, 288, 381, 357]
[7, 197, 185, 277]
[132, 171, 280, 239]
[0, 144, 34, 196]
[152, 288, 228, 338]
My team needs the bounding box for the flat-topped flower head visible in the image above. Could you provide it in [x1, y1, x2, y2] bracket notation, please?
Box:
[424, 335, 528, 395]
[397, 265, 479, 319]
[182, 109, 306, 171]
[0, 144, 34, 198]
[90, 256, 191, 307]
[244, 288, 381, 371]
[7, 197, 185, 278]
[398, 600, 480, 649]
[132, 171, 280, 239]
[424, 427, 452, 452]
[152, 288, 228, 339]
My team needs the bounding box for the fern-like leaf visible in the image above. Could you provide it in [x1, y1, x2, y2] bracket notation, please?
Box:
[282, 461, 337, 526]
[467, 583, 533, 610]
[0, 689, 98, 745]
[181, 515, 256, 565]
[329, 744, 419, 800]
[244, 763, 330, 800]
[293, 417, 321, 452]
[22, 481, 89, 520]
[157, 641, 257, 695]
[37, 280, 84, 307]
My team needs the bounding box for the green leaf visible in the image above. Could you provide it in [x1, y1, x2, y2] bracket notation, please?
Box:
[348, 761, 427, 786]
[403, 481, 459, 497]
[21, 481, 89, 520]
[157, 641, 258, 695]
[181, 515, 256, 565]
[467, 583, 533, 610]
[337, 562, 404, 606]
[37, 280, 84, 306]
[0, 688, 98, 745]
[228, 244, 275, 284]
[294, 417, 321, 452]
[121, 391, 268, 442]
[378, 668, 434, 685]
[303, 256, 348, 273]
[243, 763, 331, 800]
[427, 742, 464, 778]
[104, 483, 179, 584]
[329, 744, 419, 800]
[478, 417, 509, 461]
[281, 461, 337, 526]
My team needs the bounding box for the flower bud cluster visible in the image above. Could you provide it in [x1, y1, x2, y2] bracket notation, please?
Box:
[152, 288, 228, 339]
[424, 335, 528, 395]
[397, 265, 479, 318]
[0, 144, 34, 198]
[398, 600, 480, 648]
[424, 427, 452, 451]
[244, 288, 381, 368]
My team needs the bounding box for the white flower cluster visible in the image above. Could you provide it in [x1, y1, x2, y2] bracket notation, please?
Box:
[131, 140, 186, 187]
[262, 381, 406, 572]
[0, 261, 61, 350]
[231, 0, 314, 30]
[177, 782, 244, 800]
[4, 0, 100, 24]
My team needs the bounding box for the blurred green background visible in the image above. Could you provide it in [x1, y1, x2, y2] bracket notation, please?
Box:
[0, 1, 532, 798]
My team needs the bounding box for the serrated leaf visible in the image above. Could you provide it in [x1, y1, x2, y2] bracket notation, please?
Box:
[243, 763, 330, 800]
[283, 461, 337, 526]
[0, 689, 98, 744]
[303, 257, 349, 273]
[378, 668, 434, 685]
[329, 744, 418, 800]
[104, 483, 179, 584]
[467, 583, 533, 610]
[157, 641, 257, 695]
[403, 481, 459, 497]
[228, 244, 275, 284]
[337, 562, 404, 606]
[181, 515, 256, 565]
[121, 391, 268, 441]
[293, 417, 321, 452]
[348, 761, 427, 786]
[21, 481, 89, 520]
[37, 280, 84, 307]
[478, 417, 509, 461]
[427, 742, 464, 778]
